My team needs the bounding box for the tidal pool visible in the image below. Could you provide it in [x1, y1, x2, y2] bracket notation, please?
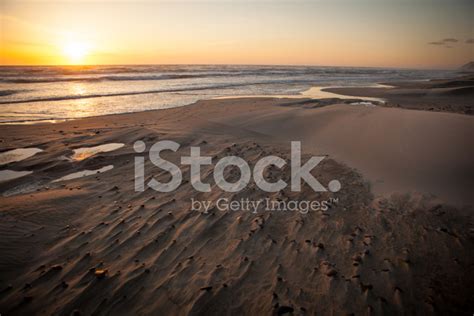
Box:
[0, 170, 33, 182]
[71, 143, 124, 161]
[0, 148, 43, 166]
[52, 165, 114, 182]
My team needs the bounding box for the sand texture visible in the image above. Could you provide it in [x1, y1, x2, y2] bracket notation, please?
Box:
[0, 97, 473, 315]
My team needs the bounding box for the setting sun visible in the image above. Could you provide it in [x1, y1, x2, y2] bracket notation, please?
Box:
[62, 41, 90, 64]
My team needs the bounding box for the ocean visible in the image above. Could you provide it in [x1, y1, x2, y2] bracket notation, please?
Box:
[0, 65, 455, 124]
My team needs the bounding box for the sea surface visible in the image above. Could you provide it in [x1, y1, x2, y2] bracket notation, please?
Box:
[0, 65, 456, 124]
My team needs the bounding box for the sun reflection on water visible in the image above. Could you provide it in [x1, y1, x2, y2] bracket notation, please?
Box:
[71, 83, 87, 96]
[68, 83, 96, 117]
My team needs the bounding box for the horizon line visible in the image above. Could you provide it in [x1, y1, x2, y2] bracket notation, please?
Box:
[0, 62, 461, 71]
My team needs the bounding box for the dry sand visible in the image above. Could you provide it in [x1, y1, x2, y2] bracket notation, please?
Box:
[0, 96, 473, 315]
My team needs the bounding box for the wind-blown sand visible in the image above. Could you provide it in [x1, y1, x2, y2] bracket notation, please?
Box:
[0, 96, 473, 315]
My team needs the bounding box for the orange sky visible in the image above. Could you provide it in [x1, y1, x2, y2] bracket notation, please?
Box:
[1, 0, 473, 68]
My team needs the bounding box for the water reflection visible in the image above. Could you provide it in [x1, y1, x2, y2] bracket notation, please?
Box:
[0, 170, 33, 182]
[69, 83, 95, 117]
[52, 165, 113, 182]
[0, 148, 43, 165]
[71, 143, 124, 161]
[71, 82, 87, 96]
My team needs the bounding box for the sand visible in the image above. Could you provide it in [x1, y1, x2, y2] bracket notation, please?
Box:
[0, 93, 473, 314]
[325, 74, 474, 115]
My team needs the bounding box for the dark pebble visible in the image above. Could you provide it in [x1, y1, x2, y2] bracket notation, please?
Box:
[277, 306, 294, 315]
[200, 286, 212, 292]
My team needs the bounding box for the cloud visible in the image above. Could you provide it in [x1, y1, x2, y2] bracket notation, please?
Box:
[442, 38, 458, 43]
[466, 39, 474, 44]
[428, 38, 460, 48]
[428, 41, 444, 45]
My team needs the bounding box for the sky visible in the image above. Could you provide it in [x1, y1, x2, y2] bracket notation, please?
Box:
[1, 0, 473, 68]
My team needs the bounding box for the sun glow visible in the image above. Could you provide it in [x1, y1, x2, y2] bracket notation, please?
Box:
[62, 41, 90, 64]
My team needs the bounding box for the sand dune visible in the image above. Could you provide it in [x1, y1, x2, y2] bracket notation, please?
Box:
[209, 100, 474, 205]
[0, 98, 473, 315]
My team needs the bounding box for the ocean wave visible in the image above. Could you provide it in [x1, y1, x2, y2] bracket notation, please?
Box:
[0, 76, 342, 105]
[0, 73, 246, 84]
[0, 82, 280, 105]
[0, 65, 427, 84]
[0, 117, 69, 124]
[0, 65, 455, 107]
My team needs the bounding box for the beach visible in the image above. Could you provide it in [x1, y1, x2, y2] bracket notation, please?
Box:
[0, 78, 473, 315]
[2, 0, 474, 312]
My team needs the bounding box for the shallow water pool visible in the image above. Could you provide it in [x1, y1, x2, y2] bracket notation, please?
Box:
[0, 148, 43, 165]
[52, 165, 114, 182]
[71, 143, 124, 161]
[0, 170, 33, 182]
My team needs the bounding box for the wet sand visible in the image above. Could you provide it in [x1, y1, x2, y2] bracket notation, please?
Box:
[326, 74, 474, 115]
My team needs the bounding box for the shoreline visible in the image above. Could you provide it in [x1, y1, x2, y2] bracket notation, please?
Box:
[1, 93, 469, 127]
[326, 74, 474, 115]
[2, 73, 472, 125]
